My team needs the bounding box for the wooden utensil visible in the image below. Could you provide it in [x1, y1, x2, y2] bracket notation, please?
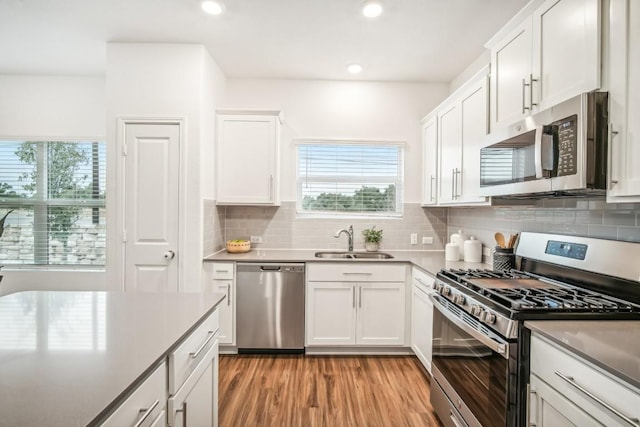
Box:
[495, 232, 505, 248]
[507, 233, 519, 249]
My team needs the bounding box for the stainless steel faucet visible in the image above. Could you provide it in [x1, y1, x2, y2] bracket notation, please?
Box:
[334, 225, 354, 252]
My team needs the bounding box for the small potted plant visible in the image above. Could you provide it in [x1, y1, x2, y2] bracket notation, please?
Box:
[362, 226, 383, 252]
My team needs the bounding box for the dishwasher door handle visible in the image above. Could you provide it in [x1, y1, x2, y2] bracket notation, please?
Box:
[260, 266, 281, 271]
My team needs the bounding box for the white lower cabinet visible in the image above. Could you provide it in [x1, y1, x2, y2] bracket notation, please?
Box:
[101, 362, 167, 427]
[210, 262, 235, 346]
[305, 263, 406, 347]
[410, 268, 435, 372]
[529, 333, 640, 426]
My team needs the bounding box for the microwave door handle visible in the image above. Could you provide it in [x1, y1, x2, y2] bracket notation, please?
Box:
[540, 125, 557, 173]
[429, 294, 508, 358]
[534, 125, 544, 179]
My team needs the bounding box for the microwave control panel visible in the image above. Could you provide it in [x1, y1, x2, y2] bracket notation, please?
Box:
[555, 114, 578, 176]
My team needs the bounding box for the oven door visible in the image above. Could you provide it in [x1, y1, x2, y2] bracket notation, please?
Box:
[430, 294, 516, 427]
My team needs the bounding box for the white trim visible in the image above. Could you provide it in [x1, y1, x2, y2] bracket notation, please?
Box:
[108, 117, 187, 292]
[294, 138, 406, 147]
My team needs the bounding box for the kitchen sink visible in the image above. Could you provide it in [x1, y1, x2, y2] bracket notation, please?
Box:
[314, 251, 394, 259]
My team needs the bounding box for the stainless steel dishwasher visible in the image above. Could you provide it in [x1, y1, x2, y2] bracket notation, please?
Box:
[236, 263, 305, 353]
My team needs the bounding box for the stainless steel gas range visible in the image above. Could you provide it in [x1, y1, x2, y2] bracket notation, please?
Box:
[430, 232, 640, 427]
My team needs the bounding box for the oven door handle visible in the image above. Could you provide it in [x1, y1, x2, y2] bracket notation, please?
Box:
[430, 294, 508, 359]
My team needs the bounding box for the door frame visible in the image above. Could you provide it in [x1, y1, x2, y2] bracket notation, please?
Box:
[107, 117, 187, 291]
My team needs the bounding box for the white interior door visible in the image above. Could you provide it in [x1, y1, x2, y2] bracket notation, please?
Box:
[124, 123, 180, 292]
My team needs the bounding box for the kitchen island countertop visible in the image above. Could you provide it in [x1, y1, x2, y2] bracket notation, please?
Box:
[204, 248, 489, 277]
[525, 320, 640, 390]
[0, 291, 225, 427]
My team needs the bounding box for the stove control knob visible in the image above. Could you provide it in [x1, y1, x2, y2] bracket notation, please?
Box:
[432, 283, 439, 291]
[440, 286, 451, 296]
[480, 311, 497, 325]
[453, 294, 466, 305]
[470, 305, 482, 317]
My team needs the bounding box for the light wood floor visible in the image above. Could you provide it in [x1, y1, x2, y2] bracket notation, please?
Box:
[218, 354, 442, 427]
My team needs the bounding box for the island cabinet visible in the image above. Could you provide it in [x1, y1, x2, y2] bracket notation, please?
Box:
[305, 263, 407, 347]
[216, 110, 281, 206]
[410, 267, 435, 373]
[489, 0, 601, 129]
[101, 362, 168, 427]
[607, 0, 640, 201]
[437, 66, 490, 206]
[529, 333, 640, 426]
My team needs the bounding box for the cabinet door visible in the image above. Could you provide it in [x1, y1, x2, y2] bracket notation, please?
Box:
[491, 18, 533, 129]
[215, 280, 234, 345]
[411, 284, 433, 372]
[169, 340, 219, 427]
[459, 73, 490, 204]
[216, 114, 279, 205]
[608, 0, 640, 200]
[438, 102, 461, 204]
[306, 282, 356, 346]
[357, 282, 405, 346]
[532, 0, 601, 111]
[529, 375, 602, 427]
[421, 115, 438, 206]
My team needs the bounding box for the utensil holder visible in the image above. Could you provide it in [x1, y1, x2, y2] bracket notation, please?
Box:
[493, 247, 515, 271]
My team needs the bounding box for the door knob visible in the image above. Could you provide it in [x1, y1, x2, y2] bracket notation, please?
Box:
[164, 250, 176, 260]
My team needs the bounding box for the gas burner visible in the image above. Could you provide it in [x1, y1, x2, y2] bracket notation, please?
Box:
[487, 287, 633, 311]
[440, 268, 532, 281]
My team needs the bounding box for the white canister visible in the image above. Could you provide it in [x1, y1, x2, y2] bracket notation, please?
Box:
[464, 236, 483, 263]
[450, 229, 468, 261]
[445, 243, 460, 262]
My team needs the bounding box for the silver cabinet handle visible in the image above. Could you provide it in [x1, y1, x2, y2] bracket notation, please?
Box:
[609, 124, 619, 188]
[430, 175, 435, 201]
[358, 285, 362, 308]
[133, 399, 160, 427]
[342, 272, 372, 276]
[190, 331, 216, 359]
[175, 402, 187, 426]
[522, 78, 528, 113]
[554, 371, 640, 426]
[449, 410, 465, 427]
[529, 74, 538, 109]
[269, 174, 274, 201]
[451, 168, 455, 199]
[163, 250, 175, 260]
[215, 269, 229, 273]
[352, 286, 356, 308]
[453, 168, 461, 199]
[227, 283, 231, 306]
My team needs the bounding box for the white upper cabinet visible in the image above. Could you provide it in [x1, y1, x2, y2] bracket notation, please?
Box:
[489, 0, 601, 129]
[490, 18, 534, 129]
[216, 111, 281, 205]
[437, 67, 490, 206]
[607, 0, 640, 201]
[421, 114, 438, 206]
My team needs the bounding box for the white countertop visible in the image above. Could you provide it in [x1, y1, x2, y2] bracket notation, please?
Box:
[525, 320, 640, 390]
[204, 249, 488, 276]
[0, 291, 225, 427]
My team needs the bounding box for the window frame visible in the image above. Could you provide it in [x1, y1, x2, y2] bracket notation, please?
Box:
[295, 139, 405, 218]
[0, 138, 106, 268]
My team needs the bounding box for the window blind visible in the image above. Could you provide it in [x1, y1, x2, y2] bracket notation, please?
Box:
[297, 142, 403, 216]
[0, 141, 106, 266]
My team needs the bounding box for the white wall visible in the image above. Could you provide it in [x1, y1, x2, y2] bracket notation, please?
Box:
[0, 74, 106, 293]
[223, 79, 449, 203]
[106, 43, 227, 293]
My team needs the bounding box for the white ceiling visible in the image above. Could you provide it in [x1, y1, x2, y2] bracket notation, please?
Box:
[0, 0, 529, 82]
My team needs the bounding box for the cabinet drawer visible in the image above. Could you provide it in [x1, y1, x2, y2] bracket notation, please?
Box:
[212, 262, 234, 280]
[412, 267, 434, 291]
[530, 333, 640, 426]
[307, 262, 406, 282]
[169, 310, 219, 394]
[101, 362, 167, 427]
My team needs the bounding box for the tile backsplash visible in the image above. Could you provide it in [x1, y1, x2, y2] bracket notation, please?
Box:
[215, 202, 447, 252]
[447, 197, 640, 251]
[203, 199, 226, 255]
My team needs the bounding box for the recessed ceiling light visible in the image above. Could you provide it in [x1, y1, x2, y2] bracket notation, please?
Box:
[201, 0, 225, 15]
[347, 64, 363, 74]
[362, 0, 383, 18]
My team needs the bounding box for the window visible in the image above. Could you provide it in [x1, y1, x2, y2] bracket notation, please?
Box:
[297, 141, 404, 217]
[0, 140, 106, 266]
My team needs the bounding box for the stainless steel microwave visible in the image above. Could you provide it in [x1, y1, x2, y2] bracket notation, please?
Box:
[479, 92, 608, 198]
